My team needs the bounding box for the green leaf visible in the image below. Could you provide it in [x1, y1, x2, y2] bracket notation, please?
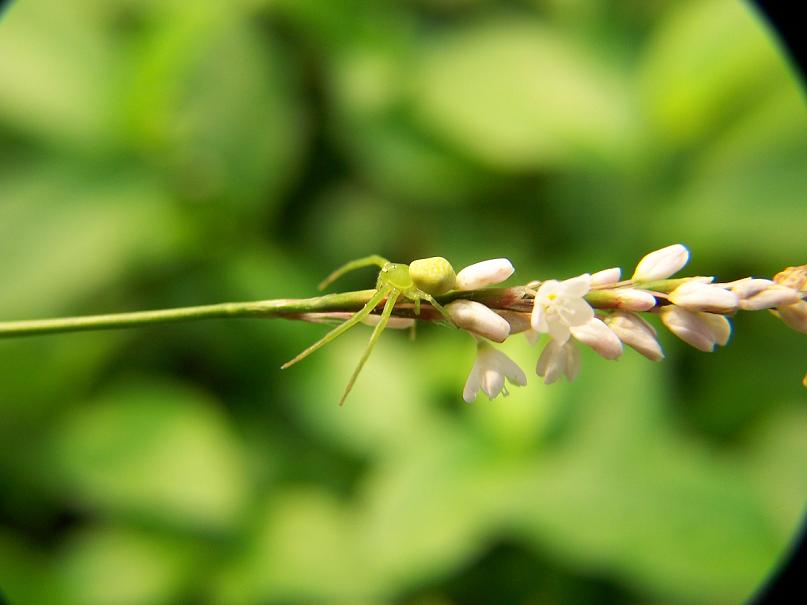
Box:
[47, 380, 247, 531]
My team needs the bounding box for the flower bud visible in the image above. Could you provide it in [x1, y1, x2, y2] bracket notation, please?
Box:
[591, 267, 622, 286]
[455, 258, 515, 290]
[446, 299, 510, 343]
[605, 311, 664, 361]
[660, 307, 731, 352]
[728, 278, 773, 299]
[668, 281, 739, 313]
[739, 285, 801, 311]
[612, 288, 657, 311]
[570, 318, 623, 360]
[632, 244, 689, 281]
[778, 300, 807, 334]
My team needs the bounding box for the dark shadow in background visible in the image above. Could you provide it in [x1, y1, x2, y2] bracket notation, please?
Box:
[747, 4, 806, 605]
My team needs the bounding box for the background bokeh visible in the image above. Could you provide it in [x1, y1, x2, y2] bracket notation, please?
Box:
[1, 1, 806, 604]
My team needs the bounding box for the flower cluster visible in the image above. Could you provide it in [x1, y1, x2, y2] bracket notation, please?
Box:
[451, 246, 807, 402]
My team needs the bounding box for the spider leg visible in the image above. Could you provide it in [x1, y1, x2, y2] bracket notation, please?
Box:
[281, 287, 390, 369]
[318, 255, 389, 291]
[339, 289, 401, 405]
[421, 293, 454, 324]
[414, 297, 421, 315]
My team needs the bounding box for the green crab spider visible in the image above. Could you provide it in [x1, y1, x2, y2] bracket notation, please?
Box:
[281, 255, 458, 405]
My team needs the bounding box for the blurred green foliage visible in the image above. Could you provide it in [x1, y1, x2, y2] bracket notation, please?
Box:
[1, 1, 806, 604]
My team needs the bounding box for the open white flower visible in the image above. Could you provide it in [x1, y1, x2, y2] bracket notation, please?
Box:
[536, 340, 581, 384]
[455, 258, 515, 291]
[463, 343, 527, 402]
[531, 274, 594, 344]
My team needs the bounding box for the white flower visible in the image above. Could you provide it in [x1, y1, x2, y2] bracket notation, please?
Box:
[455, 258, 515, 290]
[660, 306, 731, 352]
[570, 317, 623, 360]
[463, 343, 527, 402]
[605, 311, 664, 361]
[632, 244, 689, 281]
[447, 299, 510, 343]
[591, 267, 622, 286]
[531, 274, 594, 344]
[536, 340, 581, 384]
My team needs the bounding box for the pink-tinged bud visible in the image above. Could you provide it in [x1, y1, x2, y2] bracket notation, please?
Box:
[632, 244, 689, 281]
[570, 318, 623, 360]
[446, 299, 510, 343]
[739, 285, 801, 311]
[612, 288, 657, 311]
[455, 258, 514, 290]
[591, 267, 622, 286]
[660, 307, 731, 352]
[668, 281, 739, 313]
[605, 311, 664, 361]
[778, 300, 807, 334]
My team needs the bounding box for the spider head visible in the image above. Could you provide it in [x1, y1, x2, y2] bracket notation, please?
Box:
[380, 262, 414, 290]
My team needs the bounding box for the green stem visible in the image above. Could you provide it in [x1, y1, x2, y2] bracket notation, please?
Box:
[0, 290, 380, 339]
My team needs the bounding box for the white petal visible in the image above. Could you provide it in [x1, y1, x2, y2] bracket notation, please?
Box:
[557, 297, 595, 327]
[570, 318, 623, 360]
[659, 306, 715, 352]
[547, 316, 571, 344]
[455, 258, 515, 290]
[564, 342, 581, 381]
[633, 244, 690, 281]
[536, 340, 565, 384]
[530, 303, 547, 333]
[481, 367, 505, 399]
[561, 273, 592, 298]
[535, 280, 561, 304]
[591, 267, 622, 286]
[524, 329, 541, 346]
[669, 281, 739, 313]
[463, 364, 481, 403]
[490, 349, 528, 386]
[447, 299, 510, 343]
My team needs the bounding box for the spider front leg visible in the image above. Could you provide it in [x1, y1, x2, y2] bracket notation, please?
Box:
[318, 254, 389, 291]
[420, 293, 454, 324]
[281, 287, 390, 369]
[339, 289, 401, 405]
